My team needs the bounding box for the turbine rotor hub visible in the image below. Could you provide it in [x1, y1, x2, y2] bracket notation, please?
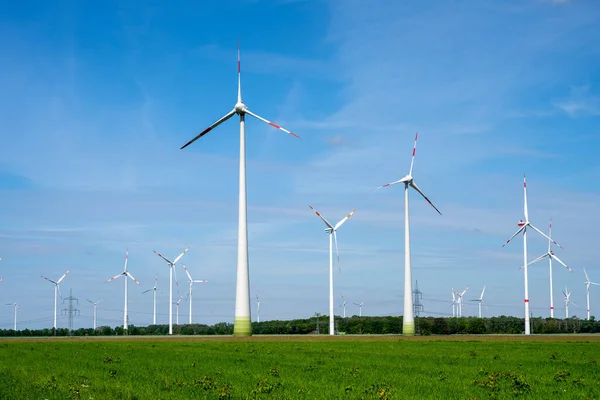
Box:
[234, 102, 247, 113]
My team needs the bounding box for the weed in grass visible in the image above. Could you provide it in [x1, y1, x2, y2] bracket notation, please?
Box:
[554, 370, 570, 382]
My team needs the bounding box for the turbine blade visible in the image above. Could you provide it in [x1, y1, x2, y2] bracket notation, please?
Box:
[308, 205, 334, 229]
[57, 285, 63, 300]
[547, 218, 553, 252]
[409, 181, 442, 215]
[41, 276, 58, 284]
[408, 132, 418, 176]
[523, 174, 528, 222]
[527, 253, 549, 266]
[480, 285, 486, 300]
[333, 230, 340, 265]
[529, 224, 563, 249]
[583, 267, 590, 282]
[245, 109, 300, 138]
[369, 178, 407, 192]
[153, 250, 174, 265]
[502, 226, 525, 248]
[105, 273, 124, 283]
[142, 288, 153, 294]
[173, 247, 190, 264]
[173, 265, 179, 288]
[237, 41, 242, 103]
[334, 209, 356, 230]
[56, 269, 70, 284]
[183, 264, 193, 282]
[194, 279, 208, 283]
[123, 249, 129, 272]
[180, 110, 236, 150]
[549, 253, 573, 272]
[126, 272, 141, 285]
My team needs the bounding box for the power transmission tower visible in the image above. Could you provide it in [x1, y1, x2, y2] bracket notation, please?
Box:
[413, 280, 424, 317]
[61, 288, 80, 336]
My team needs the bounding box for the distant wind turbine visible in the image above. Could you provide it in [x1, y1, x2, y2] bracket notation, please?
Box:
[105, 249, 140, 331]
[455, 286, 469, 317]
[502, 175, 563, 335]
[41, 269, 70, 329]
[309, 205, 356, 336]
[182, 264, 208, 324]
[180, 44, 300, 337]
[174, 296, 184, 325]
[354, 301, 365, 317]
[583, 268, 599, 320]
[562, 287, 577, 318]
[142, 274, 162, 325]
[86, 299, 103, 330]
[340, 293, 347, 318]
[371, 133, 441, 336]
[5, 302, 18, 330]
[154, 247, 189, 335]
[469, 286, 486, 318]
[256, 295, 261, 323]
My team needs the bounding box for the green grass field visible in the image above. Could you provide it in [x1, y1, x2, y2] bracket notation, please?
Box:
[1, 335, 599, 399]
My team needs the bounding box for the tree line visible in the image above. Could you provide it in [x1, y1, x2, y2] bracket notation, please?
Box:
[0, 315, 597, 337]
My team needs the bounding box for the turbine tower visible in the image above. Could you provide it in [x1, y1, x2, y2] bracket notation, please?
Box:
[182, 264, 208, 324]
[86, 298, 103, 329]
[526, 219, 572, 318]
[449, 288, 457, 317]
[142, 274, 162, 325]
[308, 205, 356, 336]
[354, 301, 364, 317]
[256, 295, 260, 323]
[6, 302, 18, 330]
[455, 286, 469, 317]
[371, 133, 441, 335]
[154, 247, 189, 335]
[105, 249, 141, 331]
[41, 269, 70, 329]
[469, 286, 486, 318]
[174, 296, 183, 325]
[502, 174, 563, 335]
[583, 268, 599, 320]
[180, 45, 300, 337]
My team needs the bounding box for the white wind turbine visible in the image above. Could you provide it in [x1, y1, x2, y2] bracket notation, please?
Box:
[41, 269, 70, 329]
[525, 219, 573, 318]
[455, 286, 469, 317]
[371, 133, 441, 336]
[180, 45, 299, 337]
[308, 205, 356, 336]
[174, 296, 183, 325]
[182, 264, 208, 324]
[340, 293, 347, 318]
[142, 274, 162, 325]
[562, 287, 577, 318]
[583, 268, 599, 320]
[153, 247, 189, 335]
[502, 174, 563, 335]
[354, 301, 365, 317]
[6, 302, 18, 330]
[105, 249, 141, 331]
[256, 295, 261, 323]
[86, 299, 103, 330]
[469, 286, 486, 318]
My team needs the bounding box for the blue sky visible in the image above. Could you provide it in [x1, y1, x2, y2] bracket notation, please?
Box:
[1, 0, 600, 330]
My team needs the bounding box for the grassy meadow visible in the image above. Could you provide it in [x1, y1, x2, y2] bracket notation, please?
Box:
[0, 335, 599, 399]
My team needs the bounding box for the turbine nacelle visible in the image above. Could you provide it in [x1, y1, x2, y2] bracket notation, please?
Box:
[234, 102, 247, 114]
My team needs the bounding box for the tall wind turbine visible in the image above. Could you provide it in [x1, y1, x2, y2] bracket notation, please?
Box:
[182, 264, 208, 324]
[142, 274, 162, 325]
[525, 219, 573, 318]
[584, 267, 599, 320]
[562, 287, 577, 318]
[502, 174, 563, 335]
[154, 247, 189, 335]
[340, 293, 347, 318]
[449, 289, 457, 317]
[469, 286, 486, 318]
[455, 286, 469, 317]
[371, 133, 441, 336]
[180, 45, 300, 337]
[6, 302, 18, 330]
[105, 249, 141, 331]
[256, 295, 261, 323]
[41, 269, 70, 329]
[354, 301, 364, 317]
[308, 205, 356, 336]
[86, 299, 103, 329]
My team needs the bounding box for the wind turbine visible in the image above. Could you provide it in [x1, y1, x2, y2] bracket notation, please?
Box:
[502, 174, 563, 335]
[86, 299, 103, 329]
[5, 302, 18, 330]
[142, 274, 162, 325]
[153, 247, 189, 335]
[105, 249, 141, 331]
[182, 264, 208, 324]
[340, 293, 347, 318]
[584, 267, 599, 320]
[41, 269, 70, 329]
[174, 296, 183, 325]
[562, 287, 577, 318]
[455, 286, 469, 317]
[354, 301, 365, 317]
[525, 219, 572, 318]
[256, 295, 261, 323]
[371, 133, 441, 336]
[180, 45, 300, 337]
[308, 205, 356, 336]
[469, 286, 486, 318]
[449, 289, 457, 317]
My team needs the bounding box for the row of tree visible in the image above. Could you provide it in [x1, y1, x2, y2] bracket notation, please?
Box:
[0, 315, 597, 337]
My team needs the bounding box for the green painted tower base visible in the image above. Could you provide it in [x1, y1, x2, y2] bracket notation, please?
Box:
[233, 316, 252, 337]
[402, 322, 415, 336]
